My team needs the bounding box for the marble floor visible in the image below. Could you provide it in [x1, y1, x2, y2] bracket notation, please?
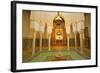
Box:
[23, 48, 90, 63]
[27, 50, 88, 63]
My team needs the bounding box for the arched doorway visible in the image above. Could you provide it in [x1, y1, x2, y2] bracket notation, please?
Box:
[51, 12, 67, 51]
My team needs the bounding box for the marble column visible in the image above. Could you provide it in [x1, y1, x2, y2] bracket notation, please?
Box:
[80, 29, 84, 54]
[39, 32, 42, 52]
[32, 31, 36, 56]
[75, 33, 77, 50]
[67, 34, 70, 51]
[48, 34, 51, 51]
